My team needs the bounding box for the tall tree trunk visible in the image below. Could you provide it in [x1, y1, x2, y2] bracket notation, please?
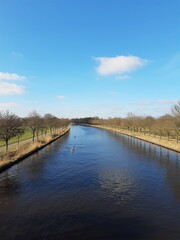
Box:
[18, 136, 20, 149]
[33, 130, 35, 142]
[5, 139, 8, 152]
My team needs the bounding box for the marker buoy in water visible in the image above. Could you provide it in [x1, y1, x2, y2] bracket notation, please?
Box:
[71, 146, 75, 152]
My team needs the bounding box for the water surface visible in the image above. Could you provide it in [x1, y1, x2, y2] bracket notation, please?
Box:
[0, 125, 180, 240]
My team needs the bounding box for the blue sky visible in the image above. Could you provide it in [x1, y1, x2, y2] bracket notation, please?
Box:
[0, 0, 179, 118]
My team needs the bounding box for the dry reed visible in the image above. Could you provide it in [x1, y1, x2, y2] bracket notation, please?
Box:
[93, 125, 180, 153]
[0, 127, 70, 168]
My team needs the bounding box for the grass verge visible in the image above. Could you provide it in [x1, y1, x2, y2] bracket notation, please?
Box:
[0, 127, 70, 173]
[0, 130, 33, 147]
[91, 125, 180, 153]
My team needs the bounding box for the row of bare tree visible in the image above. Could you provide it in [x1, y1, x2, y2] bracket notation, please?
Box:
[1, 102, 179, 151]
[72, 102, 180, 143]
[0, 110, 70, 151]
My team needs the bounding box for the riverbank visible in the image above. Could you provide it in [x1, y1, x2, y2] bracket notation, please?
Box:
[89, 124, 180, 153]
[0, 126, 70, 173]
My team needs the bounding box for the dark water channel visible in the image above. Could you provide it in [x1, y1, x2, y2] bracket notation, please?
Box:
[0, 125, 180, 240]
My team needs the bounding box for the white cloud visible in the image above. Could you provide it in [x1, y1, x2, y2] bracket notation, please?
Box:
[0, 72, 26, 81]
[0, 71, 26, 95]
[57, 95, 65, 100]
[0, 82, 25, 95]
[95, 55, 148, 76]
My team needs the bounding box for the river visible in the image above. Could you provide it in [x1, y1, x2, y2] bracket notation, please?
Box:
[0, 125, 180, 240]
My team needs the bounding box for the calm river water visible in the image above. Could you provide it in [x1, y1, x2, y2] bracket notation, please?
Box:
[0, 125, 180, 240]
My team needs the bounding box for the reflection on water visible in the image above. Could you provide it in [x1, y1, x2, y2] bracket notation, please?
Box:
[113, 132, 180, 202]
[0, 126, 180, 240]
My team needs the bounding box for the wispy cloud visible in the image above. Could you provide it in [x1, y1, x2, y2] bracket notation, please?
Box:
[94, 55, 148, 77]
[12, 51, 24, 59]
[0, 72, 26, 81]
[0, 82, 25, 95]
[57, 95, 65, 100]
[158, 99, 178, 105]
[136, 99, 178, 106]
[0, 102, 18, 110]
[109, 91, 118, 96]
[130, 99, 179, 117]
[115, 74, 130, 80]
[136, 100, 153, 106]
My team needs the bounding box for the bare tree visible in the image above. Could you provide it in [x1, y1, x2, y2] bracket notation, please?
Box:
[172, 101, 180, 118]
[172, 117, 180, 143]
[171, 101, 180, 142]
[126, 112, 135, 132]
[0, 111, 22, 151]
[144, 116, 155, 136]
[44, 113, 57, 136]
[17, 127, 25, 148]
[159, 114, 173, 140]
[25, 111, 41, 142]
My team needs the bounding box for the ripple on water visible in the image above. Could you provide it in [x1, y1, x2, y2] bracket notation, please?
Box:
[0, 126, 180, 240]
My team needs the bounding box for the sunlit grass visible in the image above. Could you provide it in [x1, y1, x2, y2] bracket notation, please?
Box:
[0, 130, 33, 147]
[0, 127, 70, 167]
[94, 125, 180, 153]
[0, 128, 54, 147]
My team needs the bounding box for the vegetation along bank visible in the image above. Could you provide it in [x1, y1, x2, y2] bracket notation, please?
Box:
[72, 101, 180, 153]
[0, 110, 70, 173]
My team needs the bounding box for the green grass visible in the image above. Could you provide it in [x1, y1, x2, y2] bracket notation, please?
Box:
[0, 130, 33, 147]
[0, 127, 61, 148]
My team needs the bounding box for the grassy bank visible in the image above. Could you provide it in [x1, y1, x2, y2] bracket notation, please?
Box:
[0, 127, 70, 173]
[91, 125, 180, 153]
[0, 130, 33, 147]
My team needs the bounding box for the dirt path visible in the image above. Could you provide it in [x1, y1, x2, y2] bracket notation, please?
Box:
[0, 127, 70, 172]
[0, 134, 49, 153]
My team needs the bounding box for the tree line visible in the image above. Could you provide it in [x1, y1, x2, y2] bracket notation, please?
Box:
[1, 101, 179, 151]
[71, 102, 180, 143]
[0, 110, 70, 151]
